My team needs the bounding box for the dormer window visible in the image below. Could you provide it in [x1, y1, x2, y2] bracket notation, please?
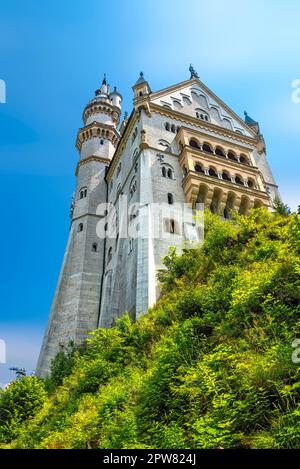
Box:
[195, 109, 210, 122]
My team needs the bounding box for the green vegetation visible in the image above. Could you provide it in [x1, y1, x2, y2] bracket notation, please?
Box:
[1, 208, 300, 449]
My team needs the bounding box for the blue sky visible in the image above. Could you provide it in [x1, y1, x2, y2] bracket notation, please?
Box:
[0, 0, 299, 386]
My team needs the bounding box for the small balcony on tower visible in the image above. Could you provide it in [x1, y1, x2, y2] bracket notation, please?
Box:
[176, 127, 270, 217]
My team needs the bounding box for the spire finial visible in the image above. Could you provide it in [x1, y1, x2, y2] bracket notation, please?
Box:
[102, 73, 107, 85]
[189, 64, 199, 79]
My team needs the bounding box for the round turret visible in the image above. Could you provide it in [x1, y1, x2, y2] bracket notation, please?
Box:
[109, 86, 122, 110]
[82, 75, 122, 127]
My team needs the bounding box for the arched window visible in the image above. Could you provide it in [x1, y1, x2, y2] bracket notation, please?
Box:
[165, 122, 170, 131]
[100, 139, 104, 145]
[171, 124, 176, 133]
[195, 163, 204, 173]
[78, 223, 83, 232]
[189, 139, 201, 149]
[132, 127, 138, 143]
[247, 178, 255, 188]
[167, 168, 173, 179]
[208, 167, 218, 178]
[195, 109, 210, 122]
[107, 247, 113, 264]
[240, 154, 250, 165]
[79, 187, 88, 199]
[203, 143, 213, 154]
[129, 178, 137, 200]
[116, 184, 122, 199]
[228, 151, 238, 162]
[215, 147, 225, 158]
[235, 175, 244, 185]
[164, 219, 180, 235]
[117, 163, 121, 177]
[162, 165, 173, 179]
[92, 243, 98, 252]
[222, 171, 231, 181]
[168, 193, 174, 205]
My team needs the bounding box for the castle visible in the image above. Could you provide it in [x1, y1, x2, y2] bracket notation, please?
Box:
[36, 67, 279, 376]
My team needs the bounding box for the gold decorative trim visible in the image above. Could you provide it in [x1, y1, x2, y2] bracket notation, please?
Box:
[75, 156, 110, 175]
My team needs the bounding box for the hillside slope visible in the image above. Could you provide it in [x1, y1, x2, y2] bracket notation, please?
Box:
[2, 208, 300, 449]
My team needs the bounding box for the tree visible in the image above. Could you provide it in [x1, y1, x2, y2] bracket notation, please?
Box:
[273, 196, 291, 216]
[0, 376, 46, 443]
[45, 341, 78, 393]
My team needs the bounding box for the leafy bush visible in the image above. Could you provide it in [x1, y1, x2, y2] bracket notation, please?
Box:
[0, 376, 46, 443]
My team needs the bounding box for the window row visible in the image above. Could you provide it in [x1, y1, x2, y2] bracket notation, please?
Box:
[161, 165, 174, 179]
[189, 139, 251, 166]
[193, 163, 257, 188]
[81, 128, 117, 145]
[195, 109, 210, 121]
[165, 122, 180, 133]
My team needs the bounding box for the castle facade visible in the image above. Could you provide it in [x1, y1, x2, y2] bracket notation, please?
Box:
[37, 68, 279, 376]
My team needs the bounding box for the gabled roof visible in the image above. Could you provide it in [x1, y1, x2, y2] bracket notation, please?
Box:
[149, 76, 257, 138]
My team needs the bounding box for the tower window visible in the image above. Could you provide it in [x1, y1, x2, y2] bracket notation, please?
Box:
[92, 243, 98, 252]
[162, 165, 174, 179]
[78, 223, 83, 232]
[132, 127, 138, 143]
[129, 178, 137, 200]
[165, 122, 170, 131]
[107, 247, 113, 264]
[168, 193, 174, 205]
[117, 163, 121, 177]
[79, 187, 88, 199]
[100, 139, 104, 145]
[167, 168, 173, 179]
[164, 218, 180, 235]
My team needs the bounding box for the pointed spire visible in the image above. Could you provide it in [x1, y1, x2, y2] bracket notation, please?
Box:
[189, 64, 199, 79]
[102, 73, 107, 85]
[244, 111, 258, 125]
[135, 71, 146, 85]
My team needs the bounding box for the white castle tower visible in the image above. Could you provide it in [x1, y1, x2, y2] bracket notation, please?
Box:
[36, 76, 122, 376]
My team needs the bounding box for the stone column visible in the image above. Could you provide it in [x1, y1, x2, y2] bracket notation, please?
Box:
[218, 191, 228, 216]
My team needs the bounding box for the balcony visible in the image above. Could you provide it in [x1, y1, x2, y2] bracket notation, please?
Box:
[176, 127, 270, 216]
